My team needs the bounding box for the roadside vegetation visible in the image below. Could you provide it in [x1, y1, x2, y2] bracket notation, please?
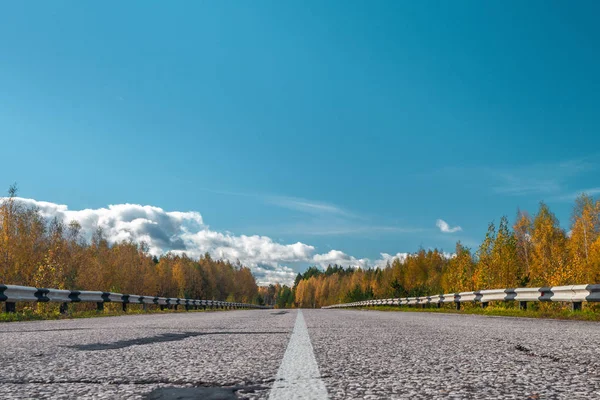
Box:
[0, 302, 226, 323]
[0, 184, 261, 312]
[3, 183, 600, 318]
[362, 302, 600, 322]
[265, 193, 600, 309]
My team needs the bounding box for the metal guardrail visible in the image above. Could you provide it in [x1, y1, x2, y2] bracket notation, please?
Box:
[0, 284, 270, 313]
[322, 284, 600, 312]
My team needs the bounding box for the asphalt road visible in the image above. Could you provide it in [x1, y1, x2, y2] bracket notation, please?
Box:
[2, 309, 600, 399]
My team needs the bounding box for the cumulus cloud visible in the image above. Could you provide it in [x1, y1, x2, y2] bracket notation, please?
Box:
[7, 197, 415, 286]
[312, 250, 409, 270]
[313, 250, 370, 269]
[251, 264, 298, 286]
[374, 252, 410, 268]
[436, 219, 462, 233]
[13, 198, 201, 255]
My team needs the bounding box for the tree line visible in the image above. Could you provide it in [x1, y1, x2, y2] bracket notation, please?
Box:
[0, 186, 260, 303]
[4, 184, 600, 309]
[264, 194, 600, 308]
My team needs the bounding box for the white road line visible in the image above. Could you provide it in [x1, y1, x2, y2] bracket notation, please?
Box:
[268, 309, 329, 400]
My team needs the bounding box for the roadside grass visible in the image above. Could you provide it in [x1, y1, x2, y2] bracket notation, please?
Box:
[355, 303, 600, 322]
[0, 303, 231, 323]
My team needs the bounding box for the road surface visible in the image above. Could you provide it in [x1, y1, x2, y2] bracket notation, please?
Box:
[2, 309, 600, 399]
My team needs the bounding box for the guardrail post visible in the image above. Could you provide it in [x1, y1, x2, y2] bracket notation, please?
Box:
[481, 302, 488, 309]
[59, 302, 68, 314]
[436, 303, 441, 309]
[519, 301, 527, 310]
[96, 302, 104, 312]
[5, 302, 16, 313]
[122, 294, 129, 312]
[455, 302, 461, 310]
[572, 302, 582, 311]
[143, 303, 148, 312]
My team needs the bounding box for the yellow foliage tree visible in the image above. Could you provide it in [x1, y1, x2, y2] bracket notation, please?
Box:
[530, 203, 569, 286]
[569, 194, 600, 283]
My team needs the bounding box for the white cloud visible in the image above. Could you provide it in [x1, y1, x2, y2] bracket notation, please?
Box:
[6, 197, 416, 286]
[436, 219, 462, 233]
[313, 250, 370, 269]
[374, 252, 410, 267]
[12, 198, 201, 255]
[250, 264, 298, 287]
[312, 250, 409, 270]
[179, 230, 315, 262]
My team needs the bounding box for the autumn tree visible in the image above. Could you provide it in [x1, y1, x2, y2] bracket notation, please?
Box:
[569, 194, 600, 282]
[276, 285, 294, 308]
[514, 210, 533, 286]
[7, 184, 600, 310]
[0, 186, 261, 305]
[492, 216, 519, 288]
[530, 203, 569, 286]
[442, 242, 475, 293]
[473, 222, 496, 289]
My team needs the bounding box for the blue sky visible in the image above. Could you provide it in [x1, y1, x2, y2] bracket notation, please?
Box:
[1, 2, 599, 284]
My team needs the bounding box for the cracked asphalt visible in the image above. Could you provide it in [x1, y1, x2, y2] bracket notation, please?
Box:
[305, 310, 600, 399]
[0, 310, 294, 399]
[2, 309, 600, 399]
